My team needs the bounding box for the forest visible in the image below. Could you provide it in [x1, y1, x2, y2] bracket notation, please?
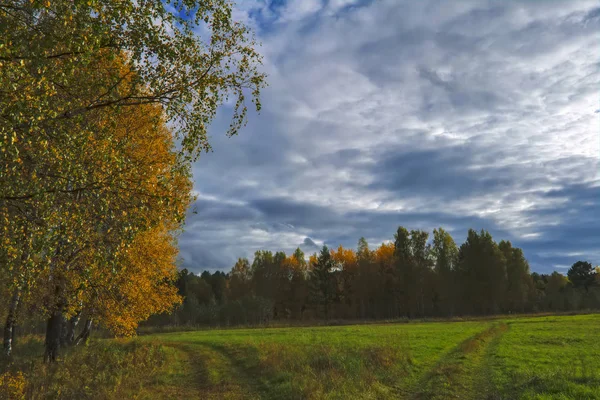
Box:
[147, 228, 599, 328]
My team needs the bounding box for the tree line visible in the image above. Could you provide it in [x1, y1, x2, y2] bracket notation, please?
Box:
[1, 0, 265, 361]
[148, 228, 599, 327]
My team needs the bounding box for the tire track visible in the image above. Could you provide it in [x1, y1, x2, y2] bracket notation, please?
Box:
[472, 323, 510, 400]
[410, 323, 509, 400]
[163, 342, 262, 399]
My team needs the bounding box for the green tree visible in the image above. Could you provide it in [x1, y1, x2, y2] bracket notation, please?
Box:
[545, 272, 569, 310]
[251, 250, 276, 302]
[394, 227, 412, 317]
[272, 251, 290, 319]
[309, 246, 335, 319]
[410, 229, 433, 317]
[288, 248, 309, 319]
[456, 229, 507, 315]
[394, 227, 432, 317]
[228, 258, 252, 302]
[202, 271, 228, 305]
[567, 261, 595, 292]
[355, 237, 375, 318]
[499, 241, 533, 312]
[431, 228, 458, 316]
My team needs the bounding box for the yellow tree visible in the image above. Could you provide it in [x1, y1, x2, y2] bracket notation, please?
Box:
[2, 63, 192, 359]
[331, 245, 357, 270]
[2, 0, 265, 356]
[38, 98, 192, 361]
[85, 223, 183, 337]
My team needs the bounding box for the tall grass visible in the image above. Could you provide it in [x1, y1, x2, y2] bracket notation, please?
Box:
[0, 338, 167, 399]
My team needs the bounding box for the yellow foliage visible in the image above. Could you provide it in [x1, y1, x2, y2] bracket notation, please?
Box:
[308, 254, 319, 271]
[6, 56, 192, 332]
[374, 243, 394, 264]
[331, 245, 357, 272]
[282, 255, 303, 273]
[374, 243, 395, 271]
[90, 224, 182, 336]
[0, 371, 26, 400]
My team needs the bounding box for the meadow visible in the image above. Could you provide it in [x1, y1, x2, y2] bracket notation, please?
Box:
[134, 314, 600, 399]
[3, 314, 600, 399]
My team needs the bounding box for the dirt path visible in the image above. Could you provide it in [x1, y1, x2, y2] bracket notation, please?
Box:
[410, 323, 509, 400]
[133, 341, 261, 399]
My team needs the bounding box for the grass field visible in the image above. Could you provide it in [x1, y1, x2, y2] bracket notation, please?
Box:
[130, 314, 600, 399]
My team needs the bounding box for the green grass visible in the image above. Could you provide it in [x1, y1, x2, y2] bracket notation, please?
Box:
[137, 315, 600, 399]
[5, 314, 600, 399]
[490, 315, 600, 399]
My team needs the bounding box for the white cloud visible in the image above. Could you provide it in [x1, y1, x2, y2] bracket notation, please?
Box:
[278, 0, 323, 22]
[179, 0, 600, 272]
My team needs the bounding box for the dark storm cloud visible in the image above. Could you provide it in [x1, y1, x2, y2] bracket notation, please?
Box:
[518, 183, 600, 270]
[250, 197, 340, 228]
[189, 198, 260, 223]
[367, 145, 517, 199]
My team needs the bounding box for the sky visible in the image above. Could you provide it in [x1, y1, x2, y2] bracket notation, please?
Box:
[178, 0, 599, 274]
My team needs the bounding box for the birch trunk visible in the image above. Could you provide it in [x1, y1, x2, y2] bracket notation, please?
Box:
[3, 289, 21, 356]
[74, 318, 93, 346]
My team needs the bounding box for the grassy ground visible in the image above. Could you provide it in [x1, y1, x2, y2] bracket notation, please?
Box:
[4, 314, 599, 399]
[135, 314, 600, 399]
[0, 338, 169, 399]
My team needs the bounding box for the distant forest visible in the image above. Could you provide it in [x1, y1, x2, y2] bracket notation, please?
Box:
[147, 227, 599, 327]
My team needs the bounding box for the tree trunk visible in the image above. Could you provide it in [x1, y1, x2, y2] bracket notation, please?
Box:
[65, 311, 81, 346]
[44, 310, 66, 363]
[60, 313, 70, 347]
[74, 318, 93, 346]
[3, 289, 21, 357]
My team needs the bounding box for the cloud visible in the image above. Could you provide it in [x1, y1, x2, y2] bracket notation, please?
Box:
[177, 0, 600, 273]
